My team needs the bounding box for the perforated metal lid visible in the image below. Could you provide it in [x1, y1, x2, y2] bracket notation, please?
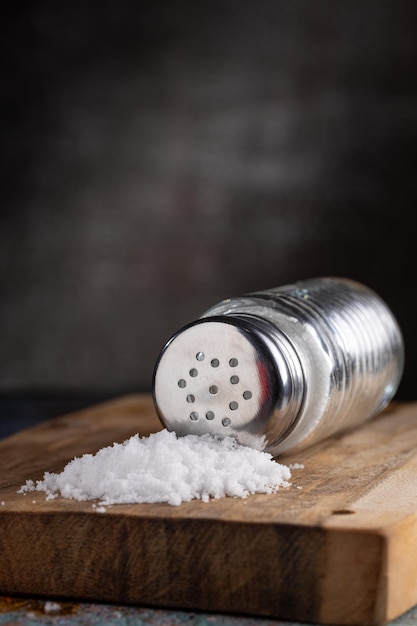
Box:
[152, 315, 304, 452]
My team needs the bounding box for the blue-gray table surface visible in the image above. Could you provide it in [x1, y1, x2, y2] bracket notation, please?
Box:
[1, 597, 417, 626]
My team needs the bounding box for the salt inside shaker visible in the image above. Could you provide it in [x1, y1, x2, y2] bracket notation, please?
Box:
[152, 277, 404, 455]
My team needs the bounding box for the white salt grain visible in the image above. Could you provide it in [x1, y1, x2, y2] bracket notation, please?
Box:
[44, 601, 61, 614]
[19, 429, 292, 506]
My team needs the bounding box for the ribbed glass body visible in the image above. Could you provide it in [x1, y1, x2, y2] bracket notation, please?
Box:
[202, 277, 404, 454]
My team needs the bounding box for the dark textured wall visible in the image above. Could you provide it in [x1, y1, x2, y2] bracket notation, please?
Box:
[1, 1, 416, 398]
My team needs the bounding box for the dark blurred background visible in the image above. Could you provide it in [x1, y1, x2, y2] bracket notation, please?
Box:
[1, 0, 416, 436]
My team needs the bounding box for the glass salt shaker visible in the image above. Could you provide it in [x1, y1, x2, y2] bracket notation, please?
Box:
[152, 277, 404, 455]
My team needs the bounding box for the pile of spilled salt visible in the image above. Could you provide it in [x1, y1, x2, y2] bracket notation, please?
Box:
[19, 429, 292, 507]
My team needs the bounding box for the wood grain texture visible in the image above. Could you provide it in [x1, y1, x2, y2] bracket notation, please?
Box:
[1, 395, 417, 625]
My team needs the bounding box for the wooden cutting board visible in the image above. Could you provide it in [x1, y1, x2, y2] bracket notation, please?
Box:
[1, 394, 417, 626]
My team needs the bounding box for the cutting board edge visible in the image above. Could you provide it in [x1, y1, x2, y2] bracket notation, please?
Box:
[0, 508, 404, 626]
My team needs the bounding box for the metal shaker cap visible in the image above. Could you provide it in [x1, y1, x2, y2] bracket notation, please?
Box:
[152, 315, 304, 452]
